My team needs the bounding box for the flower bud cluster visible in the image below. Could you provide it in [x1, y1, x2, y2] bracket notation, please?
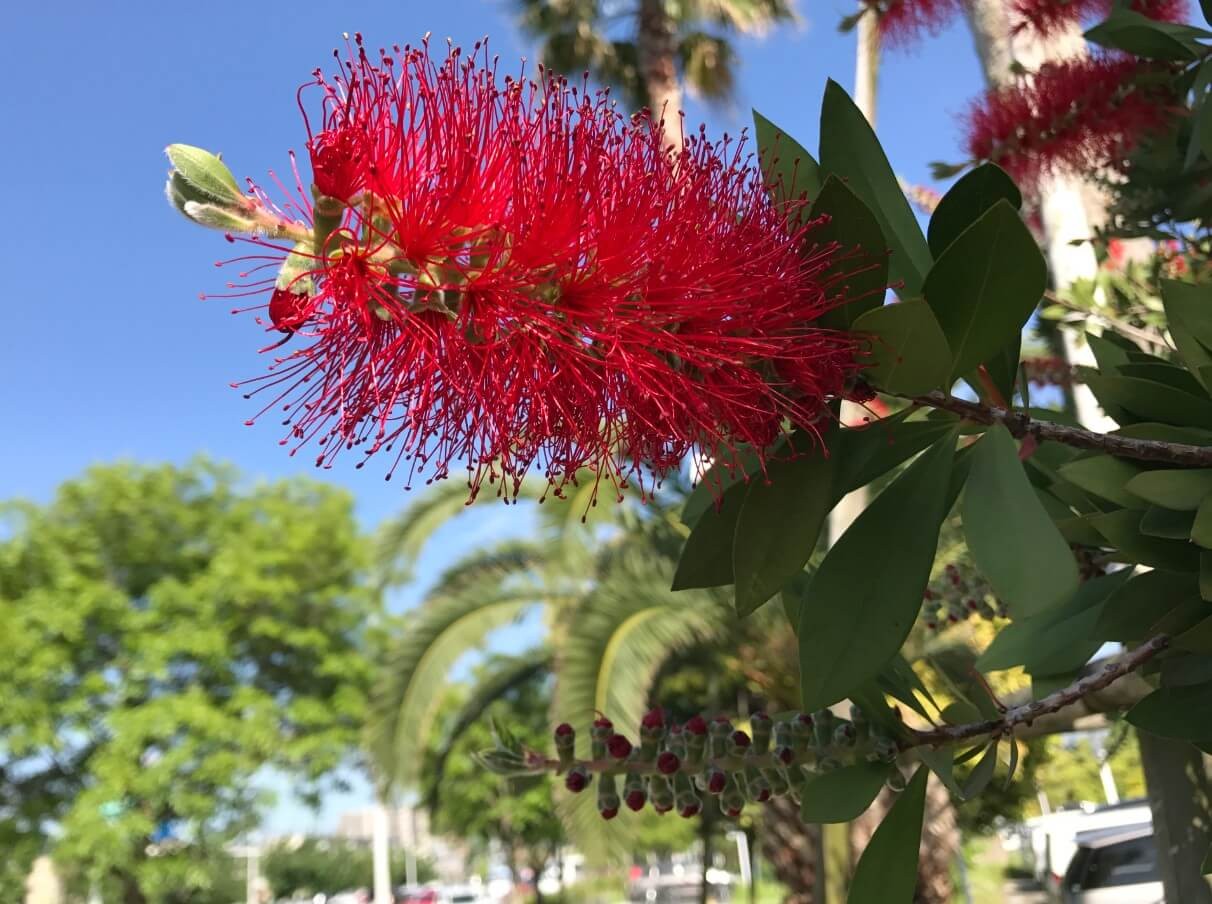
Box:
[549, 707, 900, 821]
[920, 563, 1006, 632]
[1021, 356, 1078, 389]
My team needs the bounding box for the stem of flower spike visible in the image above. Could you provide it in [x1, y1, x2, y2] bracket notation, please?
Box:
[903, 634, 1170, 749]
[895, 390, 1212, 467]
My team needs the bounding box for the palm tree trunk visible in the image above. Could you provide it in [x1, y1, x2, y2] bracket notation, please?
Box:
[757, 797, 820, 904]
[636, 0, 683, 146]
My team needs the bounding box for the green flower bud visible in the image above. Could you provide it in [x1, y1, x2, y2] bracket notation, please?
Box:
[623, 772, 647, 812]
[312, 191, 345, 257]
[812, 710, 835, 750]
[761, 766, 790, 797]
[165, 144, 245, 207]
[745, 767, 772, 803]
[886, 769, 907, 793]
[597, 773, 620, 820]
[721, 775, 746, 818]
[750, 711, 772, 754]
[649, 775, 675, 813]
[181, 201, 260, 234]
[674, 773, 702, 818]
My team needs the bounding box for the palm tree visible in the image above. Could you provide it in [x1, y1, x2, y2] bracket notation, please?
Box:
[516, 0, 796, 141]
[365, 475, 739, 865]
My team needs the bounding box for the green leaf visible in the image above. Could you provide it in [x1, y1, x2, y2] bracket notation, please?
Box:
[923, 201, 1046, 383]
[1175, 618, 1212, 653]
[1057, 456, 1144, 508]
[1141, 506, 1197, 540]
[798, 432, 956, 711]
[812, 177, 889, 330]
[1126, 681, 1212, 741]
[963, 425, 1080, 617]
[851, 300, 952, 395]
[165, 144, 245, 206]
[1204, 551, 1212, 602]
[1118, 362, 1210, 399]
[848, 767, 928, 904]
[753, 110, 821, 210]
[1088, 510, 1202, 571]
[961, 742, 999, 800]
[1202, 0, 1212, 27]
[672, 482, 746, 590]
[819, 80, 931, 297]
[683, 446, 763, 526]
[733, 447, 835, 615]
[1005, 738, 1020, 788]
[1087, 333, 1132, 372]
[1085, 10, 1207, 60]
[1162, 279, 1212, 393]
[798, 762, 890, 823]
[927, 164, 1022, 257]
[1125, 470, 1212, 511]
[1097, 570, 1201, 642]
[1086, 376, 1212, 429]
[940, 701, 982, 724]
[977, 570, 1132, 672]
[832, 413, 959, 496]
[980, 334, 1022, 405]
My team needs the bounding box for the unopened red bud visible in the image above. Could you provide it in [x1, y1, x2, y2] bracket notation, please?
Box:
[657, 751, 681, 774]
[679, 801, 702, 818]
[607, 734, 633, 759]
[775, 745, 795, 765]
[684, 715, 708, 736]
[592, 715, 614, 732]
[565, 766, 590, 793]
[600, 806, 619, 820]
[555, 723, 574, 737]
[706, 769, 727, 794]
[731, 730, 751, 748]
[642, 708, 665, 730]
[625, 790, 646, 811]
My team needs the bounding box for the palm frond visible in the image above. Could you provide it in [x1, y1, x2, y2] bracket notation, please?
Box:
[678, 31, 736, 101]
[426, 648, 554, 810]
[681, 0, 798, 32]
[374, 481, 547, 588]
[366, 591, 549, 792]
[552, 561, 733, 863]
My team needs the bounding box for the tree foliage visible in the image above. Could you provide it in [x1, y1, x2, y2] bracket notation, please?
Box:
[0, 460, 375, 902]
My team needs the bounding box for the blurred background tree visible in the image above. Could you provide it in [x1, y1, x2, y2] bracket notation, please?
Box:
[0, 460, 376, 903]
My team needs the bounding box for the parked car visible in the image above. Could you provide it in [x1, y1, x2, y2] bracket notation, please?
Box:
[1020, 799, 1152, 894]
[1060, 824, 1163, 903]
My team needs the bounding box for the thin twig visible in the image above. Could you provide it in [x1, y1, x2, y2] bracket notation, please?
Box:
[903, 635, 1169, 750]
[1042, 290, 1170, 355]
[903, 391, 1212, 467]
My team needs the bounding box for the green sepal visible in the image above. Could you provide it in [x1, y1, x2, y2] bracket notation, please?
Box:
[165, 144, 245, 207]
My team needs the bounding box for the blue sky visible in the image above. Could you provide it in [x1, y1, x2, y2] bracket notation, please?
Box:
[6, 0, 996, 836]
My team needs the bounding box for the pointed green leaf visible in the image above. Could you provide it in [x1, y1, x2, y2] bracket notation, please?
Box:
[1088, 510, 1202, 571]
[961, 742, 999, 800]
[832, 413, 959, 496]
[1125, 470, 1212, 511]
[1085, 10, 1207, 60]
[672, 482, 746, 590]
[1175, 618, 1212, 653]
[1097, 570, 1201, 641]
[734, 447, 835, 615]
[798, 432, 956, 711]
[1057, 456, 1144, 508]
[811, 176, 889, 330]
[927, 163, 1022, 257]
[1126, 681, 1212, 741]
[851, 299, 952, 395]
[1161, 279, 1212, 392]
[1141, 506, 1197, 539]
[963, 425, 1080, 617]
[1005, 739, 1020, 788]
[848, 767, 928, 904]
[683, 445, 763, 526]
[753, 110, 821, 210]
[1087, 376, 1212, 428]
[798, 762, 890, 823]
[923, 201, 1046, 383]
[819, 80, 932, 297]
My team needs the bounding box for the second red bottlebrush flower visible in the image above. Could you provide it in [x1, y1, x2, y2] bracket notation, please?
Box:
[965, 55, 1175, 185]
[182, 36, 864, 502]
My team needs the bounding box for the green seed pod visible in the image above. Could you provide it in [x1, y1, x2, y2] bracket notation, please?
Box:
[761, 766, 791, 797]
[750, 711, 772, 754]
[812, 710, 835, 750]
[745, 767, 772, 803]
[597, 773, 620, 820]
[708, 718, 732, 760]
[554, 723, 576, 769]
[721, 775, 746, 818]
[832, 721, 856, 748]
[649, 775, 675, 813]
[870, 734, 899, 763]
[674, 773, 702, 818]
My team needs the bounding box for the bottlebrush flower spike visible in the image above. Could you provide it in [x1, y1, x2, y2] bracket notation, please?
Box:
[873, 0, 965, 45]
[1010, 0, 1185, 38]
[964, 55, 1175, 185]
[177, 36, 863, 504]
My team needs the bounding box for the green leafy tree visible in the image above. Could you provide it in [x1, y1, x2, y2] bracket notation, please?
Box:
[423, 663, 565, 901]
[0, 461, 375, 903]
[263, 838, 434, 896]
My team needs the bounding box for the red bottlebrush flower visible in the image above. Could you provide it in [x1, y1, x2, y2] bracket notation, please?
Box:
[965, 55, 1175, 185]
[208, 37, 861, 503]
[1010, 0, 1185, 38]
[607, 734, 634, 759]
[657, 752, 681, 775]
[876, 0, 965, 46]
